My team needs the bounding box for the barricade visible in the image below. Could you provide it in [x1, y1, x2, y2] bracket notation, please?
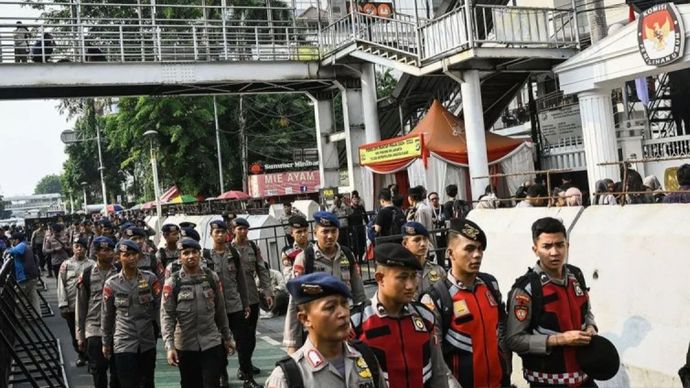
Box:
[0, 258, 68, 388]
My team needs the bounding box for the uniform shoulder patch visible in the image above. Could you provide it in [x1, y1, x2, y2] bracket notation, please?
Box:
[306, 349, 323, 368]
[514, 305, 528, 321]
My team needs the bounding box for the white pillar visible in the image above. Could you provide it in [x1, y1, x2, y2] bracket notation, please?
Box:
[311, 94, 340, 188]
[578, 89, 620, 197]
[461, 70, 490, 201]
[342, 85, 375, 210]
[361, 63, 381, 143]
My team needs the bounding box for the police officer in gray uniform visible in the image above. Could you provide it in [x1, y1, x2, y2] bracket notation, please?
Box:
[156, 224, 180, 266]
[164, 227, 212, 279]
[400, 221, 447, 297]
[266, 272, 386, 388]
[123, 227, 164, 281]
[231, 217, 273, 388]
[75, 236, 119, 388]
[206, 219, 250, 388]
[101, 239, 161, 388]
[160, 237, 235, 388]
[58, 237, 95, 367]
[283, 211, 367, 354]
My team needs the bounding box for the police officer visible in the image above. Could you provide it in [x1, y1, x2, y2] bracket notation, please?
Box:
[283, 211, 367, 354]
[75, 236, 119, 388]
[350, 243, 453, 388]
[206, 219, 250, 388]
[160, 237, 235, 388]
[164, 227, 212, 279]
[156, 224, 180, 266]
[58, 237, 95, 367]
[400, 221, 446, 297]
[419, 218, 509, 388]
[123, 227, 164, 281]
[506, 217, 598, 387]
[280, 215, 311, 280]
[266, 273, 386, 388]
[231, 218, 273, 388]
[90, 219, 116, 259]
[101, 240, 162, 388]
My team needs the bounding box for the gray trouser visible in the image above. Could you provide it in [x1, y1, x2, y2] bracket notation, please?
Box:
[18, 278, 41, 315]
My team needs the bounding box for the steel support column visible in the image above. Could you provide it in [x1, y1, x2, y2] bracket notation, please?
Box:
[460, 69, 489, 201]
[311, 94, 340, 189]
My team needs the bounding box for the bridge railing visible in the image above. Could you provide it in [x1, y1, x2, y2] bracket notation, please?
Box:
[0, 1, 320, 64]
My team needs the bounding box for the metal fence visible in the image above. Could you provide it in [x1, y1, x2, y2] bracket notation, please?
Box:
[0, 258, 67, 388]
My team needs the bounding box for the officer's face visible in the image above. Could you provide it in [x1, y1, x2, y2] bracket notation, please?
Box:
[73, 244, 86, 258]
[96, 247, 115, 265]
[165, 231, 180, 245]
[291, 226, 309, 246]
[532, 232, 568, 273]
[377, 266, 417, 304]
[120, 250, 140, 270]
[211, 228, 227, 244]
[180, 248, 201, 270]
[299, 295, 350, 341]
[315, 226, 338, 249]
[131, 235, 146, 249]
[447, 234, 483, 276]
[234, 226, 248, 241]
[402, 235, 429, 260]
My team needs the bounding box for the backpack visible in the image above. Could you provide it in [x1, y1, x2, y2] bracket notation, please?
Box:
[389, 206, 406, 236]
[276, 340, 381, 388]
[508, 264, 588, 332]
[303, 245, 356, 275]
[425, 272, 503, 341]
[202, 247, 242, 272]
[171, 266, 218, 298]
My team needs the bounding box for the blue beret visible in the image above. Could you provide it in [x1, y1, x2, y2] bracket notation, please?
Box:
[119, 222, 134, 231]
[209, 220, 228, 230]
[97, 219, 112, 228]
[124, 227, 146, 238]
[180, 227, 200, 242]
[375, 243, 422, 270]
[162, 224, 179, 234]
[288, 215, 308, 229]
[448, 218, 487, 250]
[72, 237, 89, 248]
[179, 221, 197, 229]
[177, 237, 201, 251]
[233, 218, 250, 228]
[286, 272, 352, 305]
[401, 222, 429, 237]
[313, 211, 339, 228]
[116, 239, 141, 254]
[93, 236, 115, 249]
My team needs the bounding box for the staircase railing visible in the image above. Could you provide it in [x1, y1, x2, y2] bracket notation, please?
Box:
[418, 7, 469, 61]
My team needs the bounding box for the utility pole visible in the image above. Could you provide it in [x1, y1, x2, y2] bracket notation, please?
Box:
[239, 95, 248, 193]
[586, 0, 608, 44]
[213, 96, 225, 193]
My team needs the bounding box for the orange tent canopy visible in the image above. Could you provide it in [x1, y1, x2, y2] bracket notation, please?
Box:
[409, 99, 525, 166]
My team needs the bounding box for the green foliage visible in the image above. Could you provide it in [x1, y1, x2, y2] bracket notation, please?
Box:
[34, 174, 63, 194]
[377, 68, 398, 99]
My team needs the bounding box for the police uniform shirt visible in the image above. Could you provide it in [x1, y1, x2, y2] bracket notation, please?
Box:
[75, 265, 119, 341]
[156, 247, 179, 266]
[137, 252, 164, 281]
[281, 241, 311, 280]
[265, 337, 386, 388]
[282, 243, 367, 348]
[231, 241, 272, 306]
[209, 247, 249, 314]
[416, 260, 447, 298]
[160, 267, 232, 352]
[505, 263, 597, 355]
[57, 256, 95, 311]
[101, 270, 161, 354]
[350, 292, 451, 388]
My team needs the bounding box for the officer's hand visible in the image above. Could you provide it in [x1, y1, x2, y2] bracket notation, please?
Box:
[584, 325, 597, 336]
[287, 346, 299, 355]
[77, 339, 85, 352]
[557, 330, 592, 346]
[225, 339, 236, 356]
[102, 345, 112, 360]
[244, 306, 251, 319]
[167, 349, 179, 367]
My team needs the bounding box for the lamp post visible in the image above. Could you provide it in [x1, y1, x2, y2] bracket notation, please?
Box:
[143, 130, 163, 245]
[81, 181, 88, 212]
[213, 95, 225, 193]
[61, 127, 108, 211]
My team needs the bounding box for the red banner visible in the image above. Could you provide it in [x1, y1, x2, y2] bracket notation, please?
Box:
[248, 170, 321, 198]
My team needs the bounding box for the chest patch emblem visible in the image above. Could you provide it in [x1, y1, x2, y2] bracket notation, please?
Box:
[453, 299, 470, 318]
[428, 270, 440, 282]
[573, 281, 584, 296]
[412, 316, 427, 332]
[356, 356, 372, 379]
[514, 305, 528, 321]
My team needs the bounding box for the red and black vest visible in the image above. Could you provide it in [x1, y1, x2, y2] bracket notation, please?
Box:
[516, 265, 590, 386]
[443, 280, 503, 388]
[351, 302, 435, 388]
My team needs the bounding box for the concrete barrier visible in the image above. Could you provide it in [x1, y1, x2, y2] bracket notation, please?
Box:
[466, 204, 690, 387]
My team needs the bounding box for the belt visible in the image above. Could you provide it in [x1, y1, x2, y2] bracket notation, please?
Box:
[524, 369, 588, 386]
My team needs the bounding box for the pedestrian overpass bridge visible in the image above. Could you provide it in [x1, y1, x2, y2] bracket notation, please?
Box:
[0, 0, 579, 100]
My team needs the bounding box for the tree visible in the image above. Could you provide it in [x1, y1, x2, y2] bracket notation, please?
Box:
[34, 174, 63, 194]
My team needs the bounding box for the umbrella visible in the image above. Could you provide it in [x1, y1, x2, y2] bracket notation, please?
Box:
[169, 194, 198, 204]
[142, 201, 156, 210]
[103, 204, 124, 213]
[217, 190, 250, 200]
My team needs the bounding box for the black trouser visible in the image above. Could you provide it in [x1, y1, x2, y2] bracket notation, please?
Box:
[64, 312, 86, 360]
[228, 304, 259, 376]
[178, 344, 225, 388]
[338, 227, 350, 247]
[113, 348, 156, 388]
[51, 264, 61, 278]
[87, 337, 119, 388]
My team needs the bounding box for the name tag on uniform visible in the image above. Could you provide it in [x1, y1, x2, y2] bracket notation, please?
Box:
[453, 299, 470, 318]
